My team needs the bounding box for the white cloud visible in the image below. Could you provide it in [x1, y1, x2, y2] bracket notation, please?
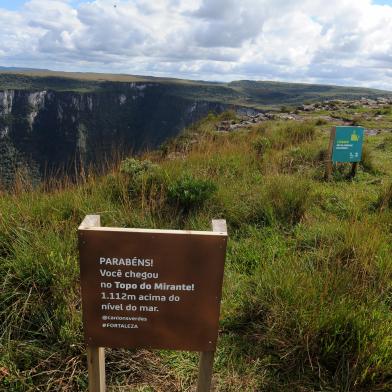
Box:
[0, 0, 391, 89]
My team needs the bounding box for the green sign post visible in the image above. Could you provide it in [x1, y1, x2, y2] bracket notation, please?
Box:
[332, 126, 364, 163]
[325, 126, 365, 180]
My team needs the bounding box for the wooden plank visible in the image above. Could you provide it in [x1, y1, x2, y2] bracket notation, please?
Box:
[79, 215, 106, 392]
[324, 127, 336, 181]
[197, 351, 215, 392]
[78, 226, 226, 236]
[212, 219, 227, 234]
[197, 219, 227, 392]
[87, 347, 105, 392]
[79, 215, 101, 230]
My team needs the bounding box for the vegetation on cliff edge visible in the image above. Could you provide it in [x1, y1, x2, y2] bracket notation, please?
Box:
[1, 107, 392, 391]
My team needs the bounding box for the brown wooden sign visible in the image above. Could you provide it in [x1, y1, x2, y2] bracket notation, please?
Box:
[78, 222, 227, 352]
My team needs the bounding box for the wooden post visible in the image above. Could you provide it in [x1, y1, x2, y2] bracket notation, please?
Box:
[324, 127, 336, 181]
[87, 347, 105, 392]
[197, 351, 215, 392]
[196, 219, 227, 392]
[79, 215, 106, 392]
[348, 162, 358, 179]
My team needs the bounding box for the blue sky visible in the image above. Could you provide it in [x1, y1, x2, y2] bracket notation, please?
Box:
[0, 0, 392, 90]
[0, 0, 86, 10]
[0, 0, 25, 9]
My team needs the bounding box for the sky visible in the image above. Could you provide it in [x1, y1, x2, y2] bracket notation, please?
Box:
[0, 0, 392, 90]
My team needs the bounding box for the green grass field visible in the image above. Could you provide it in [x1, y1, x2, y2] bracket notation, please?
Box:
[1, 107, 392, 391]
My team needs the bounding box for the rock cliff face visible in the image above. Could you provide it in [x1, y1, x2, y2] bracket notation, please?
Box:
[0, 83, 226, 185]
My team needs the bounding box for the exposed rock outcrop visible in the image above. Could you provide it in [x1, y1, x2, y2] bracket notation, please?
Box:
[0, 84, 227, 186]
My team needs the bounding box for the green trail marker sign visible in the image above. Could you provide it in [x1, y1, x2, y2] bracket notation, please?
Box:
[332, 126, 364, 163]
[325, 126, 365, 180]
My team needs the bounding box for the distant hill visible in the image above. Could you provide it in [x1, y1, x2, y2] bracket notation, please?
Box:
[0, 66, 51, 72]
[0, 69, 391, 109]
[228, 80, 392, 107]
[1, 69, 391, 184]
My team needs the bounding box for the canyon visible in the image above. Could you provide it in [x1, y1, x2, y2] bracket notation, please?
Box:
[1, 70, 391, 187]
[0, 81, 226, 186]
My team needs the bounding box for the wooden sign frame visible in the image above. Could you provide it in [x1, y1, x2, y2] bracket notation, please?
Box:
[324, 126, 364, 180]
[78, 215, 228, 392]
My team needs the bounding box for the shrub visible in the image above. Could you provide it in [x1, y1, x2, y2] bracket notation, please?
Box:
[167, 175, 216, 212]
[252, 136, 271, 156]
[120, 158, 158, 177]
[118, 158, 166, 202]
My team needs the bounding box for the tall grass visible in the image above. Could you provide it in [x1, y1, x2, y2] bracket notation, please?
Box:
[1, 115, 392, 391]
[256, 120, 317, 149]
[376, 182, 392, 211]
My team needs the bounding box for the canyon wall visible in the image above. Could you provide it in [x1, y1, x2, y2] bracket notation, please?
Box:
[0, 83, 226, 186]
